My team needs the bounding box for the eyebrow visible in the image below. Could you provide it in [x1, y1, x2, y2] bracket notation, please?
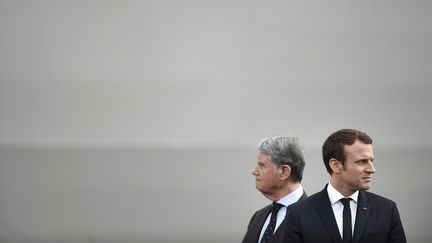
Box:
[356, 157, 374, 162]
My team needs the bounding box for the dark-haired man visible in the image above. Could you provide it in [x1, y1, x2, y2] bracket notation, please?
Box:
[280, 128, 406, 243]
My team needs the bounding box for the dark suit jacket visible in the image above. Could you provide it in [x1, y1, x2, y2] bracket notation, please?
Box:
[241, 192, 307, 243]
[280, 185, 406, 243]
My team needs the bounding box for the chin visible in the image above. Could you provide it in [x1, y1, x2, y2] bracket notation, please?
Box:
[255, 184, 262, 191]
[360, 184, 372, 190]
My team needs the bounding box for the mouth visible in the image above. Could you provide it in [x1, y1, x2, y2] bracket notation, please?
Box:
[362, 177, 372, 182]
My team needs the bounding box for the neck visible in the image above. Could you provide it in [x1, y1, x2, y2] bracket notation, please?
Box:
[264, 181, 301, 201]
[330, 177, 356, 197]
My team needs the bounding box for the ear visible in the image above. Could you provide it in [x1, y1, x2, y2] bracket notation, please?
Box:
[280, 164, 291, 180]
[329, 158, 342, 174]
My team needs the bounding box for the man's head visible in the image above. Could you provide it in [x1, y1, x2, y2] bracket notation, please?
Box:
[322, 128, 373, 174]
[323, 128, 376, 196]
[251, 135, 305, 199]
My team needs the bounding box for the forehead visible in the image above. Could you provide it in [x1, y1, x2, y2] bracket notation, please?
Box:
[344, 140, 374, 158]
[256, 152, 272, 162]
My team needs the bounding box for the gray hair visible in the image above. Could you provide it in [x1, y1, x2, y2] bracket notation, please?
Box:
[257, 135, 306, 182]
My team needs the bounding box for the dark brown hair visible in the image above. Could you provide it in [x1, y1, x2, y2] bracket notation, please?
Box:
[322, 128, 372, 174]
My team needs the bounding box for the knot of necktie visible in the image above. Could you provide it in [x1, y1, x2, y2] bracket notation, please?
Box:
[340, 198, 351, 207]
[271, 202, 283, 212]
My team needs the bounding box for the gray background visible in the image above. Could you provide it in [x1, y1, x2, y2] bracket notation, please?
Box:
[1, 1, 431, 242]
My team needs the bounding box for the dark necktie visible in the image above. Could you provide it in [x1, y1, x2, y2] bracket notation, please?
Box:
[260, 202, 283, 243]
[340, 198, 352, 243]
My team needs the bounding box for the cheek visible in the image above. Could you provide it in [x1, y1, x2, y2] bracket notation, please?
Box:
[350, 169, 363, 179]
[261, 171, 274, 181]
[265, 171, 278, 181]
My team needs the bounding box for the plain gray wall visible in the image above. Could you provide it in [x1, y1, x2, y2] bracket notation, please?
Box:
[1, 1, 432, 242]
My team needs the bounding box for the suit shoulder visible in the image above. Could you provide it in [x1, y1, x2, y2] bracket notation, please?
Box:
[363, 191, 397, 205]
[258, 204, 272, 212]
[287, 191, 323, 210]
[251, 204, 272, 217]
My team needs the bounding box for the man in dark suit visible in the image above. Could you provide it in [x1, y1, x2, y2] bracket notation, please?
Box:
[280, 128, 406, 243]
[242, 135, 307, 243]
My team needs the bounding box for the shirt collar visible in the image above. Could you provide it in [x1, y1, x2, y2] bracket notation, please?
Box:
[276, 184, 304, 207]
[327, 182, 359, 205]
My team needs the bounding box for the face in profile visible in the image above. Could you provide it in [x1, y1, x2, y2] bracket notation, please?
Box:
[251, 152, 282, 196]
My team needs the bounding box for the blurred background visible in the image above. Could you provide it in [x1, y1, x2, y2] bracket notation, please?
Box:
[1, 1, 431, 242]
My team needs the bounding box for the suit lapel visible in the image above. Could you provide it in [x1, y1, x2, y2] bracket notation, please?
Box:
[252, 206, 272, 242]
[316, 187, 342, 243]
[298, 191, 308, 201]
[353, 191, 371, 243]
[273, 191, 307, 237]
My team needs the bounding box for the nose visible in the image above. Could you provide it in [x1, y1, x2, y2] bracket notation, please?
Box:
[251, 165, 258, 176]
[367, 161, 376, 173]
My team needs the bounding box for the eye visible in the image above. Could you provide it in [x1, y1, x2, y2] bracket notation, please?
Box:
[357, 160, 367, 164]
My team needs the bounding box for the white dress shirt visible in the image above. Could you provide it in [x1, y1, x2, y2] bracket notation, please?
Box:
[258, 184, 304, 243]
[327, 182, 358, 239]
